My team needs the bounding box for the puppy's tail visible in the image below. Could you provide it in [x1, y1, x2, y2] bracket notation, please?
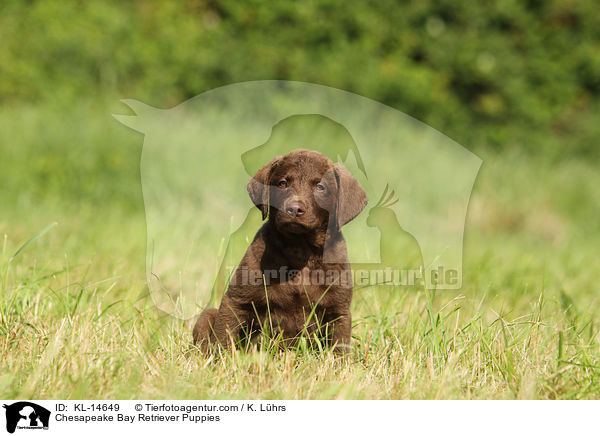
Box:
[192, 308, 218, 346]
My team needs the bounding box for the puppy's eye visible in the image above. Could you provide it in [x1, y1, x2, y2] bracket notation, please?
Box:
[315, 183, 325, 192]
[277, 179, 288, 188]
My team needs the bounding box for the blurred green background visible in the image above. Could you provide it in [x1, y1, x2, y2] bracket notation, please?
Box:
[2, 0, 600, 157]
[2, 0, 599, 223]
[1, 0, 599, 322]
[1, 0, 599, 309]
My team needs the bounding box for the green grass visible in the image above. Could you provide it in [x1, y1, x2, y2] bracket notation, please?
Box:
[1, 101, 599, 399]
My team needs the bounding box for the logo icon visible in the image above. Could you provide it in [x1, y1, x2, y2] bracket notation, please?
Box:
[2, 402, 50, 433]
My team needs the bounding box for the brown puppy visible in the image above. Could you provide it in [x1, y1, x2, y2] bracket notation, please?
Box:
[193, 149, 367, 353]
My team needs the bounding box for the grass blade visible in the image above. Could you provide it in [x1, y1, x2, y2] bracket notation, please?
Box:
[10, 222, 58, 261]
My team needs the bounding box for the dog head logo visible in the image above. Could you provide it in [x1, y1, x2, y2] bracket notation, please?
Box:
[3, 402, 50, 433]
[114, 80, 481, 319]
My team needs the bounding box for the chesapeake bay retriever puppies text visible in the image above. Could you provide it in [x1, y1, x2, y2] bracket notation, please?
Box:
[193, 149, 367, 353]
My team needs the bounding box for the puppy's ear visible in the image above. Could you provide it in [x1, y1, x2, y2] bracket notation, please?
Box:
[333, 163, 368, 228]
[247, 158, 279, 220]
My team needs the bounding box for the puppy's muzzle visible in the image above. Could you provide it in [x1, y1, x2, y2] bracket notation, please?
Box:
[285, 202, 306, 218]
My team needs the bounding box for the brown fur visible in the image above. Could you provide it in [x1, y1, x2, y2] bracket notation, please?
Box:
[193, 149, 367, 353]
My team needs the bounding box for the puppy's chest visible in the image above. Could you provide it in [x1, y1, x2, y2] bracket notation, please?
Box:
[257, 239, 346, 311]
[291, 263, 320, 288]
[270, 261, 330, 302]
[267, 266, 330, 332]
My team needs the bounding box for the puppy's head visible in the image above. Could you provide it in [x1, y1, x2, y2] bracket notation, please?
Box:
[247, 149, 367, 236]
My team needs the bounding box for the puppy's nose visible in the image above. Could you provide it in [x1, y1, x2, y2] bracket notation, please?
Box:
[285, 203, 305, 217]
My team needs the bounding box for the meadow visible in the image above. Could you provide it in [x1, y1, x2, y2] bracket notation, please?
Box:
[1, 100, 599, 399]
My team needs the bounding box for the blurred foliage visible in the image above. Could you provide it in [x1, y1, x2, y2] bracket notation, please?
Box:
[1, 0, 599, 157]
